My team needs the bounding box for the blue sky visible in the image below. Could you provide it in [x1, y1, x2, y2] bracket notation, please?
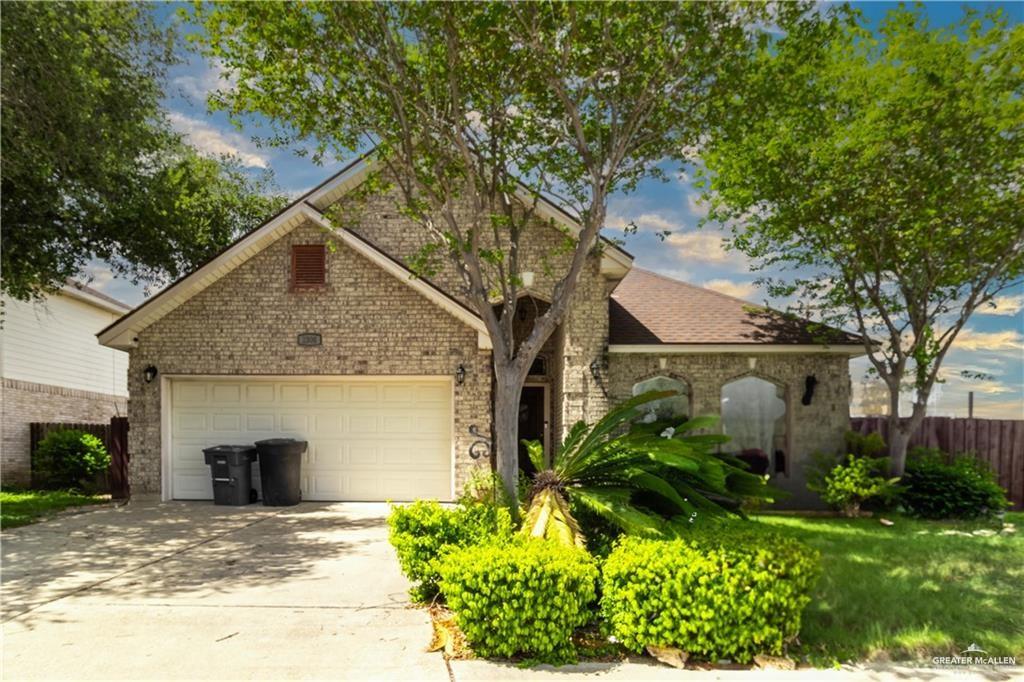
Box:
[88, 2, 1023, 419]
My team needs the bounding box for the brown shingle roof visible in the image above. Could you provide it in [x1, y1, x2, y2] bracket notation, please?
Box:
[609, 269, 864, 346]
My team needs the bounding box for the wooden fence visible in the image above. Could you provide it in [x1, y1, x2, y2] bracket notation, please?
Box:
[29, 417, 130, 499]
[850, 416, 1024, 509]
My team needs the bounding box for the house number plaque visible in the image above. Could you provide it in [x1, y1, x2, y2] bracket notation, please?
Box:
[297, 333, 322, 347]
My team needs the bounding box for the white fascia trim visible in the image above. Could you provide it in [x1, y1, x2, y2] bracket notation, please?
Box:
[60, 286, 132, 315]
[98, 202, 328, 350]
[306, 156, 378, 210]
[522, 189, 634, 272]
[319, 213, 492, 350]
[608, 344, 869, 356]
[308, 151, 634, 276]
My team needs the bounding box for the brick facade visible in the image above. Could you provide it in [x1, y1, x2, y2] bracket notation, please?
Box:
[1, 378, 127, 486]
[127, 222, 492, 494]
[121, 179, 852, 504]
[608, 352, 852, 507]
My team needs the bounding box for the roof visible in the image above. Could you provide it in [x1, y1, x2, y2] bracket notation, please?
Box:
[61, 281, 132, 314]
[608, 269, 867, 353]
[98, 152, 631, 350]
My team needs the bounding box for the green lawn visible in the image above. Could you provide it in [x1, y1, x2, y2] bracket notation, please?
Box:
[0, 489, 107, 529]
[756, 512, 1024, 665]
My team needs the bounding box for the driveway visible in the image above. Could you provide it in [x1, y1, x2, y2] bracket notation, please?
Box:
[1, 499, 447, 681]
[3, 501, 1017, 682]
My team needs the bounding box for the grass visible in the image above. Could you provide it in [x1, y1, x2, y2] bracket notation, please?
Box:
[0, 488, 107, 529]
[756, 511, 1024, 665]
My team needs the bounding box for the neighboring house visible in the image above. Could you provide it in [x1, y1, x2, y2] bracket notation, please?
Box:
[98, 155, 865, 506]
[1, 283, 131, 486]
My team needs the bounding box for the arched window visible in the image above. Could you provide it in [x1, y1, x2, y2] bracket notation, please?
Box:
[720, 376, 787, 474]
[632, 376, 690, 423]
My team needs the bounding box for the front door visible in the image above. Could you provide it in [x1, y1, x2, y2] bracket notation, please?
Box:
[518, 385, 548, 476]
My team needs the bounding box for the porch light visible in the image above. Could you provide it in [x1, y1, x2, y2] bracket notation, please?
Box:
[747, 357, 757, 370]
[521, 271, 535, 287]
[455, 364, 466, 385]
[143, 365, 158, 383]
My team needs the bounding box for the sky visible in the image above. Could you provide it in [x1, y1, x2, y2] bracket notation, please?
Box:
[86, 1, 1023, 420]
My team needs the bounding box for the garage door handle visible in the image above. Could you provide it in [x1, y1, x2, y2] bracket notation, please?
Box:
[213, 477, 233, 483]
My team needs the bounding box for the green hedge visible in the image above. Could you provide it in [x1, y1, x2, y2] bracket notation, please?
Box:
[900, 449, 1008, 519]
[438, 540, 599, 663]
[387, 500, 512, 601]
[601, 526, 819, 662]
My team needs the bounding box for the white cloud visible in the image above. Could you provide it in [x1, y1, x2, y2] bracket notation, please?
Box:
[606, 212, 681, 234]
[172, 61, 237, 103]
[686, 194, 709, 219]
[979, 295, 1024, 316]
[168, 112, 269, 168]
[81, 263, 114, 291]
[701, 278, 758, 300]
[952, 328, 1024, 352]
[665, 231, 749, 270]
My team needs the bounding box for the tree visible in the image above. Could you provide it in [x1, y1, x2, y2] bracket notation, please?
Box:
[194, 1, 786, 505]
[699, 6, 1024, 474]
[1, 1, 286, 300]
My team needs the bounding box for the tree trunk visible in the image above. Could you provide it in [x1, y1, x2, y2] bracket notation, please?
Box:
[889, 426, 911, 476]
[493, 366, 524, 515]
[885, 380, 909, 476]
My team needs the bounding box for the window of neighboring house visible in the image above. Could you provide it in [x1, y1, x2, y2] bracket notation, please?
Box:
[632, 376, 690, 423]
[291, 244, 326, 290]
[720, 376, 788, 475]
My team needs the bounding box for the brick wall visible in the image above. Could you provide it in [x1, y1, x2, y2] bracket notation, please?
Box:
[608, 352, 852, 508]
[333, 184, 617, 442]
[1, 378, 127, 486]
[128, 222, 493, 495]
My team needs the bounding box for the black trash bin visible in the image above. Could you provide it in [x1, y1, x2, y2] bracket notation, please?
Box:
[255, 438, 306, 506]
[203, 445, 258, 506]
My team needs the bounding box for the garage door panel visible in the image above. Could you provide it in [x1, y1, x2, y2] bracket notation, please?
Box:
[211, 384, 242, 404]
[246, 413, 275, 431]
[170, 378, 453, 501]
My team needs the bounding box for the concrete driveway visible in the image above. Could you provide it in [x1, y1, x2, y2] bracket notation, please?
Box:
[3, 501, 1017, 682]
[1, 499, 447, 681]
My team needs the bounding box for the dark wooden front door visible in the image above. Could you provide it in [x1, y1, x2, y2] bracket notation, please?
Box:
[518, 386, 547, 476]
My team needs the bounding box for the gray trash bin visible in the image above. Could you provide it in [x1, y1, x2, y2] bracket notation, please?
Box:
[203, 445, 258, 506]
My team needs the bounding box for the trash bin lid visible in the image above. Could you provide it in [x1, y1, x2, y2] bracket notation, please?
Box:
[202, 444, 257, 454]
[254, 438, 304, 446]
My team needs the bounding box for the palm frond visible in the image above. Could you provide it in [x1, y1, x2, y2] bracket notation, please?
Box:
[572, 488, 669, 539]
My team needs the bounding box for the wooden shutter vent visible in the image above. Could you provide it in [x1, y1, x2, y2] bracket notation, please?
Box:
[291, 244, 326, 290]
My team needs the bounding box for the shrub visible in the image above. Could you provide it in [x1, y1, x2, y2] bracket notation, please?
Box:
[437, 539, 599, 663]
[806, 430, 888, 495]
[812, 455, 898, 517]
[32, 429, 110, 490]
[601, 527, 820, 663]
[388, 499, 512, 601]
[900, 448, 1008, 519]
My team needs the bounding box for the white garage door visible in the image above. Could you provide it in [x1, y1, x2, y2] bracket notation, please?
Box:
[169, 377, 453, 502]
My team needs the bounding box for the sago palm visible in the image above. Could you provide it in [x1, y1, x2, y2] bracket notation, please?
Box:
[520, 391, 774, 546]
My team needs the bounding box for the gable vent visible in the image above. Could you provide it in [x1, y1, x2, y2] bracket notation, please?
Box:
[291, 244, 326, 290]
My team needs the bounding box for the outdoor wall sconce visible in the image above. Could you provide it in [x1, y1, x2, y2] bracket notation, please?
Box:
[455, 364, 466, 385]
[521, 271, 535, 287]
[802, 375, 818, 406]
[143, 365, 158, 384]
[747, 357, 758, 371]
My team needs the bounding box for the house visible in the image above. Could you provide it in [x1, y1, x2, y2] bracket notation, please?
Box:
[1, 283, 131, 486]
[98, 156, 865, 506]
